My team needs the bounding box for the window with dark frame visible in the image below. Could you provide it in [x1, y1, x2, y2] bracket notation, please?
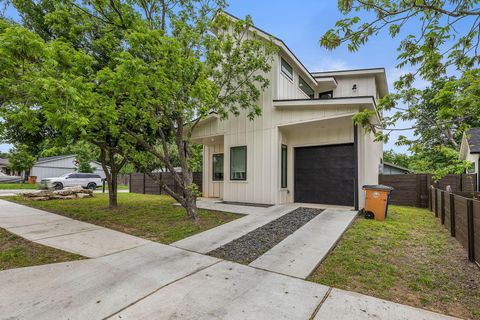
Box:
[230, 146, 247, 181]
[212, 154, 224, 181]
[299, 76, 315, 99]
[319, 90, 333, 99]
[281, 145, 287, 188]
[281, 58, 293, 80]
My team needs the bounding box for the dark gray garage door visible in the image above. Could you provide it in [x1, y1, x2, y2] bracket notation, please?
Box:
[294, 144, 355, 206]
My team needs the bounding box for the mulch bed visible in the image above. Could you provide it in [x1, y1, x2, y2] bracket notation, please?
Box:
[208, 207, 323, 264]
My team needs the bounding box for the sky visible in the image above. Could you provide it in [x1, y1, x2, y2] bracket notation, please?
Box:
[0, 0, 469, 153]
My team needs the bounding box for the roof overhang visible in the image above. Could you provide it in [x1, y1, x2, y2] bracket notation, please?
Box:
[273, 96, 381, 125]
[273, 96, 376, 108]
[312, 68, 389, 98]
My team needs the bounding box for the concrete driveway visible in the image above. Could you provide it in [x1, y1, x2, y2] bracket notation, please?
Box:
[0, 200, 458, 320]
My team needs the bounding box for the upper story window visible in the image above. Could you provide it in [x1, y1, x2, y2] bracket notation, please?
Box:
[281, 58, 293, 80]
[319, 90, 333, 99]
[299, 76, 315, 99]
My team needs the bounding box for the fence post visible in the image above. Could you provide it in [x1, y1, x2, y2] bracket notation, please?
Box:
[143, 173, 146, 194]
[416, 174, 421, 208]
[450, 193, 456, 237]
[441, 191, 445, 224]
[129, 174, 132, 193]
[434, 189, 439, 217]
[467, 199, 475, 262]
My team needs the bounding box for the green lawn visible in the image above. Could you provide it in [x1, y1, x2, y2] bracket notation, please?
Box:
[0, 228, 83, 271]
[0, 183, 129, 190]
[309, 205, 480, 320]
[6, 193, 240, 244]
[0, 183, 38, 190]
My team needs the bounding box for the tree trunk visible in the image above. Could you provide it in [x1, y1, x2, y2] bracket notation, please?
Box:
[108, 172, 118, 208]
[184, 189, 199, 222]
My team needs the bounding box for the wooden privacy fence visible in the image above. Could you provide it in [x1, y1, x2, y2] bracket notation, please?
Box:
[130, 172, 202, 195]
[379, 174, 477, 208]
[429, 187, 480, 267]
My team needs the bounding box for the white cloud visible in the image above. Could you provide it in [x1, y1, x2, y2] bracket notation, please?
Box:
[307, 56, 351, 72]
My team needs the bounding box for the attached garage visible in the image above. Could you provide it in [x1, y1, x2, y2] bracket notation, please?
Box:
[294, 144, 356, 206]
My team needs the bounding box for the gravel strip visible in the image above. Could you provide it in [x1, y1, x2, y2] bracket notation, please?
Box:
[208, 207, 323, 264]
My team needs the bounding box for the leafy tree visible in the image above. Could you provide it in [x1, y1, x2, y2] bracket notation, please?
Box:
[1, 2, 275, 218]
[104, 10, 276, 220]
[7, 144, 35, 178]
[383, 149, 411, 169]
[1, 1, 141, 207]
[393, 70, 480, 150]
[409, 145, 472, 179]
[322, 1, 480, 142]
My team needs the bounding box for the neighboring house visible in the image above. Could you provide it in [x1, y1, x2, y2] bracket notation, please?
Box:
[459, 128, 480, 188]
[191, 12, 387, 209]
[31, 155, 106, 180]
[382, 162, 412, 175]
[0, 158, 8, 174]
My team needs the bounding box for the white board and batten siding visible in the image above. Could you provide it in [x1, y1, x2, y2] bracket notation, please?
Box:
[192, 43, 384, 206]
[31, 156, 106, 181]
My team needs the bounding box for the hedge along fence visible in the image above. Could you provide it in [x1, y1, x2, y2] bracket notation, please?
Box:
[130, 172, 202, 195]
[429, 187, 480, 267]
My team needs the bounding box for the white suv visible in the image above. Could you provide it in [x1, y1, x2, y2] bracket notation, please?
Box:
[40, 173, 103, 190]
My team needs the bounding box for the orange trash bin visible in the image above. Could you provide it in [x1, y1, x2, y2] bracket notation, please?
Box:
[28, 176, 37, 184]
[362, 185, 393, 221]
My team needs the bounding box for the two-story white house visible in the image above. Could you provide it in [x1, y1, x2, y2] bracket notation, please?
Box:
[191, 13, 387, 210]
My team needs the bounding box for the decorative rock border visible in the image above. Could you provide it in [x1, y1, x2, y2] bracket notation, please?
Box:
[22, 186, 93, 201]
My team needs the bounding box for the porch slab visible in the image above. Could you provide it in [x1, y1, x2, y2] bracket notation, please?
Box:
[171, 204, 298, 253]
[0, 243, 219, 320]
[249, 209, 357, 279]
[195, 198, 277, 215]
[35, 227, 151, 258]
[314, 289, 459, 320]
[107, 261, 330, 320]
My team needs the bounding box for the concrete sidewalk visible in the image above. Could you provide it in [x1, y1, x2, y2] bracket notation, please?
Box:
[0, 243, 219, 319]
[250, 209, 357, 278]
[0, 199, 459, 320]
[0, 199, 149, 258]
[1, 254, 457, 320]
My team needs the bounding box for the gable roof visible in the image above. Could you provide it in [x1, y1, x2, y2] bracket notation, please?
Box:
[383, 162, 412, 173]
[36, 155, 76, 164]
[466, 128, 480, 153]
[35, 154, 104, 167]
[219, 11, 318, 86]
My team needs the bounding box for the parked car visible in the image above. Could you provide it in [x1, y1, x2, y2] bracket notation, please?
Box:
[40, 173, 103, 190]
